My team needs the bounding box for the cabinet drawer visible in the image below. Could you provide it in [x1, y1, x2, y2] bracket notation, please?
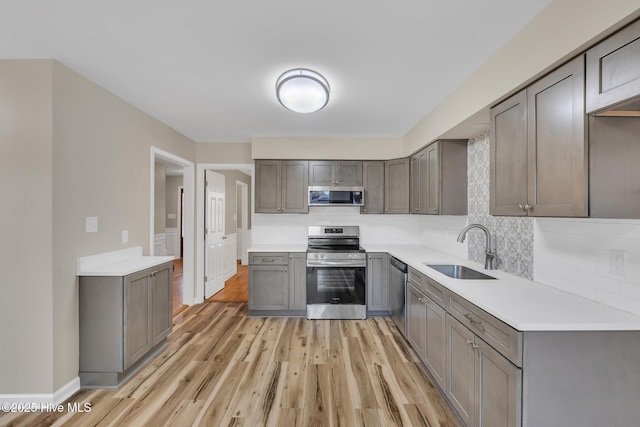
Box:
[448, 293, 522, 367]
[408, 267, 448, 307]
[250, 253, 288, 265]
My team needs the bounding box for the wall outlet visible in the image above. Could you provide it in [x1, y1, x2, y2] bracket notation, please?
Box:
[86, 216, 98, 233]
[609, 249, 626, 277]
[122, 230, 129, 243]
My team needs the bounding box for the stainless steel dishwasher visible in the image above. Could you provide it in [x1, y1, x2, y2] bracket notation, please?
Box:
[388, 256, 408, 337]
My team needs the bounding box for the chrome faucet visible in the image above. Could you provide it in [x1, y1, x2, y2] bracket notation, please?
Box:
[457, 224, 496, 270]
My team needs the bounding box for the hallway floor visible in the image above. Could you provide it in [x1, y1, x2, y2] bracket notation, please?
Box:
[210, 262, 249, 303]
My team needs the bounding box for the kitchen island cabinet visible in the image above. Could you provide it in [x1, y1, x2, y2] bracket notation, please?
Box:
[79, 259, 173, 388]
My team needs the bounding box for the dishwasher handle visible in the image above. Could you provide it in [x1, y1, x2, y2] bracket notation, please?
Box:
[389, 256, 408, 273]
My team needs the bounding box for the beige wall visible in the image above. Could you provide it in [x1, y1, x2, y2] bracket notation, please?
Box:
[404, 0, 640, 154]
[251, 136, 404, 160]
[50, 61, 196, 392]
[212, 170, 252, 235]
[165, 175, 184, 229]
[0, 60, 54, 394]
[197, 142, 252, 164]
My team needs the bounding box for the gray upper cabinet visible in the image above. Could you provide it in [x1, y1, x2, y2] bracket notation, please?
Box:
[384, 158, 410, 214]
[361, 161, 385, 214]
[255, 160, 308, 214]
[527, 55, 587, 217]
[490, 91, 529, 216]
[411, 140, 467, 215]
[586, 19, 640, 115]
[490, 55, 587, 217]
[308, 160, 363, 186]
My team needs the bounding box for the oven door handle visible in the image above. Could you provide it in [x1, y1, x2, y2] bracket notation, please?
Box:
[307, 260, 366, 268]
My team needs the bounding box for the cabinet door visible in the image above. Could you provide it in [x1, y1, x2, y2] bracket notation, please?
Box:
[586, 19, 640, 114]
[282, 160, 309, 213]
[425, 142, 440, 215]
[475, 338, 522, 427]
[151, 263, 173, 346]
[124, 271, 152, 370]
[490, 90, 528, 216]
[361, 161, 385, 214]
[255, 160, 281, 213]
[366, 253, 389, 312]
[446, 315, 476, 427]
[410, 149, 426, 214]
[249, 265, 289, 310]
[308, 161, 334, 186]
[384, 158, 410, 214]
[407, 284, 427, 359]
[527, 55, 587, 217]
[335, 161, 363, 186]
[424, 296, 446, 390]
[288, 253, 307, 311]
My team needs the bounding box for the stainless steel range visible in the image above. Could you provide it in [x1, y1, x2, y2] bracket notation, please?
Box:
[306, 226, 366, 320]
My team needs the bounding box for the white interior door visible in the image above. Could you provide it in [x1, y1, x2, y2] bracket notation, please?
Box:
[205, 170, 225, 298]
[236, 181, 249, 265]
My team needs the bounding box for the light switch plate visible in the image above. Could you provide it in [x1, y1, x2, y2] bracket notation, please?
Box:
[86, 216, 98, 233]
[122, 230, 128, 243]
[610, 249, 626, 277]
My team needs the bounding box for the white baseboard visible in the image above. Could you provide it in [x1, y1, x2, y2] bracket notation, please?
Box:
[0, 377, 80, 405]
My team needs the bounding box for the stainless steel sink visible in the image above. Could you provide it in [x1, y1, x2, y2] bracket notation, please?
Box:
[424, 264, 496, 280]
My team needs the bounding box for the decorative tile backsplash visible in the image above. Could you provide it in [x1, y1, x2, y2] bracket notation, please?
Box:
[467, 132, 534, 279]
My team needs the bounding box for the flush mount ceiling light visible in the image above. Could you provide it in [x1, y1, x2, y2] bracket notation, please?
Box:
[276, 68, 330, 113]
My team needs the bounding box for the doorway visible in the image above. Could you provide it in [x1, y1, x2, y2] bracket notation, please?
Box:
[196, 163, 253, 304]
[150, 147, 195, 308]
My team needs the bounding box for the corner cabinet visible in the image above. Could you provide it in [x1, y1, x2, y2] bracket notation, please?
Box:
[248, 252, 306, 315]
[490, 55, 587, 217]
[255, 160, 308, 213]
[410, 140, 467, 215]
[384, 158, 410, 214]
[79, 261, 173, 387]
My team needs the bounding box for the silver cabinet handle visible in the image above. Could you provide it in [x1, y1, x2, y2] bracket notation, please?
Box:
[363, 208, 367, 212]
[466, 339, 473, 345]
[464, 313, 486, 331]
[472, 343, 480, 350]
[524, 204, 532, 210]
[518, 204, 524, 210]
[284, 268, 288, 272]
[263, 258, 275, 263]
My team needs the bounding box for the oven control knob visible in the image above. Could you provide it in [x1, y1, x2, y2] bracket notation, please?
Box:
[314, 254, 319, 259]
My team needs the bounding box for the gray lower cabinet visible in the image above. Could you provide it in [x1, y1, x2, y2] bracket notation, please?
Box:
[361, 161, 385, 214]
[249, 252, 306, 314]
[446, 314, 521, 427]
[384, 158, 410, 214]
[366, 252, 388, 313]
[288, 253, 306, 311]
[79, 261, 173, 387]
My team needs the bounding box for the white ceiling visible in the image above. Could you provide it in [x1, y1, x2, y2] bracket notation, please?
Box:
[0, 0, 551, 143]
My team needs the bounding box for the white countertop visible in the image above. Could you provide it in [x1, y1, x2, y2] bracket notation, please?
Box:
[77, 246, 174, 276]
[247, 243, 640, 331]
[248, 244, 308, 253]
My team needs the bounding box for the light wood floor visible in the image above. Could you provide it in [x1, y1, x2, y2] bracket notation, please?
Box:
[209, 262, 249, 303]
[173, 258, 187, 316]
[0, 302, 460, 427]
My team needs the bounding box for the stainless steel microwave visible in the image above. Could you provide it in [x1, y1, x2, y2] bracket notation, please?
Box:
[308, 186, 364, 206]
